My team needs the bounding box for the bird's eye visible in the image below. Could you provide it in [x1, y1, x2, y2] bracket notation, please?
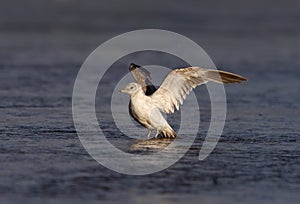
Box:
[130, 87, 134, 89]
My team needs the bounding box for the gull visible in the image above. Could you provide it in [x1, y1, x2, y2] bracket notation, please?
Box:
[121, 63, 247, 139]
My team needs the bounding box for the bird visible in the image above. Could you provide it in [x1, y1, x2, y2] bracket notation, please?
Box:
[120, 63, 247, 139]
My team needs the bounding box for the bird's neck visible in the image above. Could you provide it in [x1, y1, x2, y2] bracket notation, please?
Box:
[130, 88, 144, 99]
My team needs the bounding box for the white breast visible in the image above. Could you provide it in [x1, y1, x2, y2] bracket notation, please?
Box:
[130, 90, 168, 130]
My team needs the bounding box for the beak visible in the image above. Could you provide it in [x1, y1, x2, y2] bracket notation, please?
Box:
[120, 89, 126, 93]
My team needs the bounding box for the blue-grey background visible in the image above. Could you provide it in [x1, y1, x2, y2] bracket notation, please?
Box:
[0, 0, 299, 203]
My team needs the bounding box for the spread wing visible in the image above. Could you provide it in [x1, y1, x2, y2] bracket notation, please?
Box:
[129, 63, 157, 95]
[150, 67, 247, 114]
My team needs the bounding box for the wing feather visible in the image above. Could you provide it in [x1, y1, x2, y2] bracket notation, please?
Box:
[150, 67, 247, 114]
[129, 63, 157, 94]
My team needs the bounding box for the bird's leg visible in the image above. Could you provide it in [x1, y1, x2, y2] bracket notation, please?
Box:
[147, 130, 152, 138]
[154, 130, 160, 138]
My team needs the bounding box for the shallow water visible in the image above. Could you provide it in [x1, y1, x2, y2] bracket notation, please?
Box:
[1, 1, 300, 203]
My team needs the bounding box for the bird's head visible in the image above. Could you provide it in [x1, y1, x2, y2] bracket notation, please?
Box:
[120, 82, 141, 95]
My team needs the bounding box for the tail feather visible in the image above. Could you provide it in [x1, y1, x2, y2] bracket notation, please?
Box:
[205, 70, 247, 84]
[161, 125, 176, 138]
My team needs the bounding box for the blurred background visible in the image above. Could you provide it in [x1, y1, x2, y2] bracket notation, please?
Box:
[0, 0, 299, 203]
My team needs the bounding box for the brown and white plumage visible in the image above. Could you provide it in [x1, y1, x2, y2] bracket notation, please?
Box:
[122, 63, 247, 139]
[150, 67, 246, 114]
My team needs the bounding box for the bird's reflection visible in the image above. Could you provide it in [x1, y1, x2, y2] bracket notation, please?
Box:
[129, 137, 174, 153]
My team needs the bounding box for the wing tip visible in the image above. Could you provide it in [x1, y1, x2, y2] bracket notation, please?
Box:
[207, 70, 248, 84]
[129, 63, 141, 71]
